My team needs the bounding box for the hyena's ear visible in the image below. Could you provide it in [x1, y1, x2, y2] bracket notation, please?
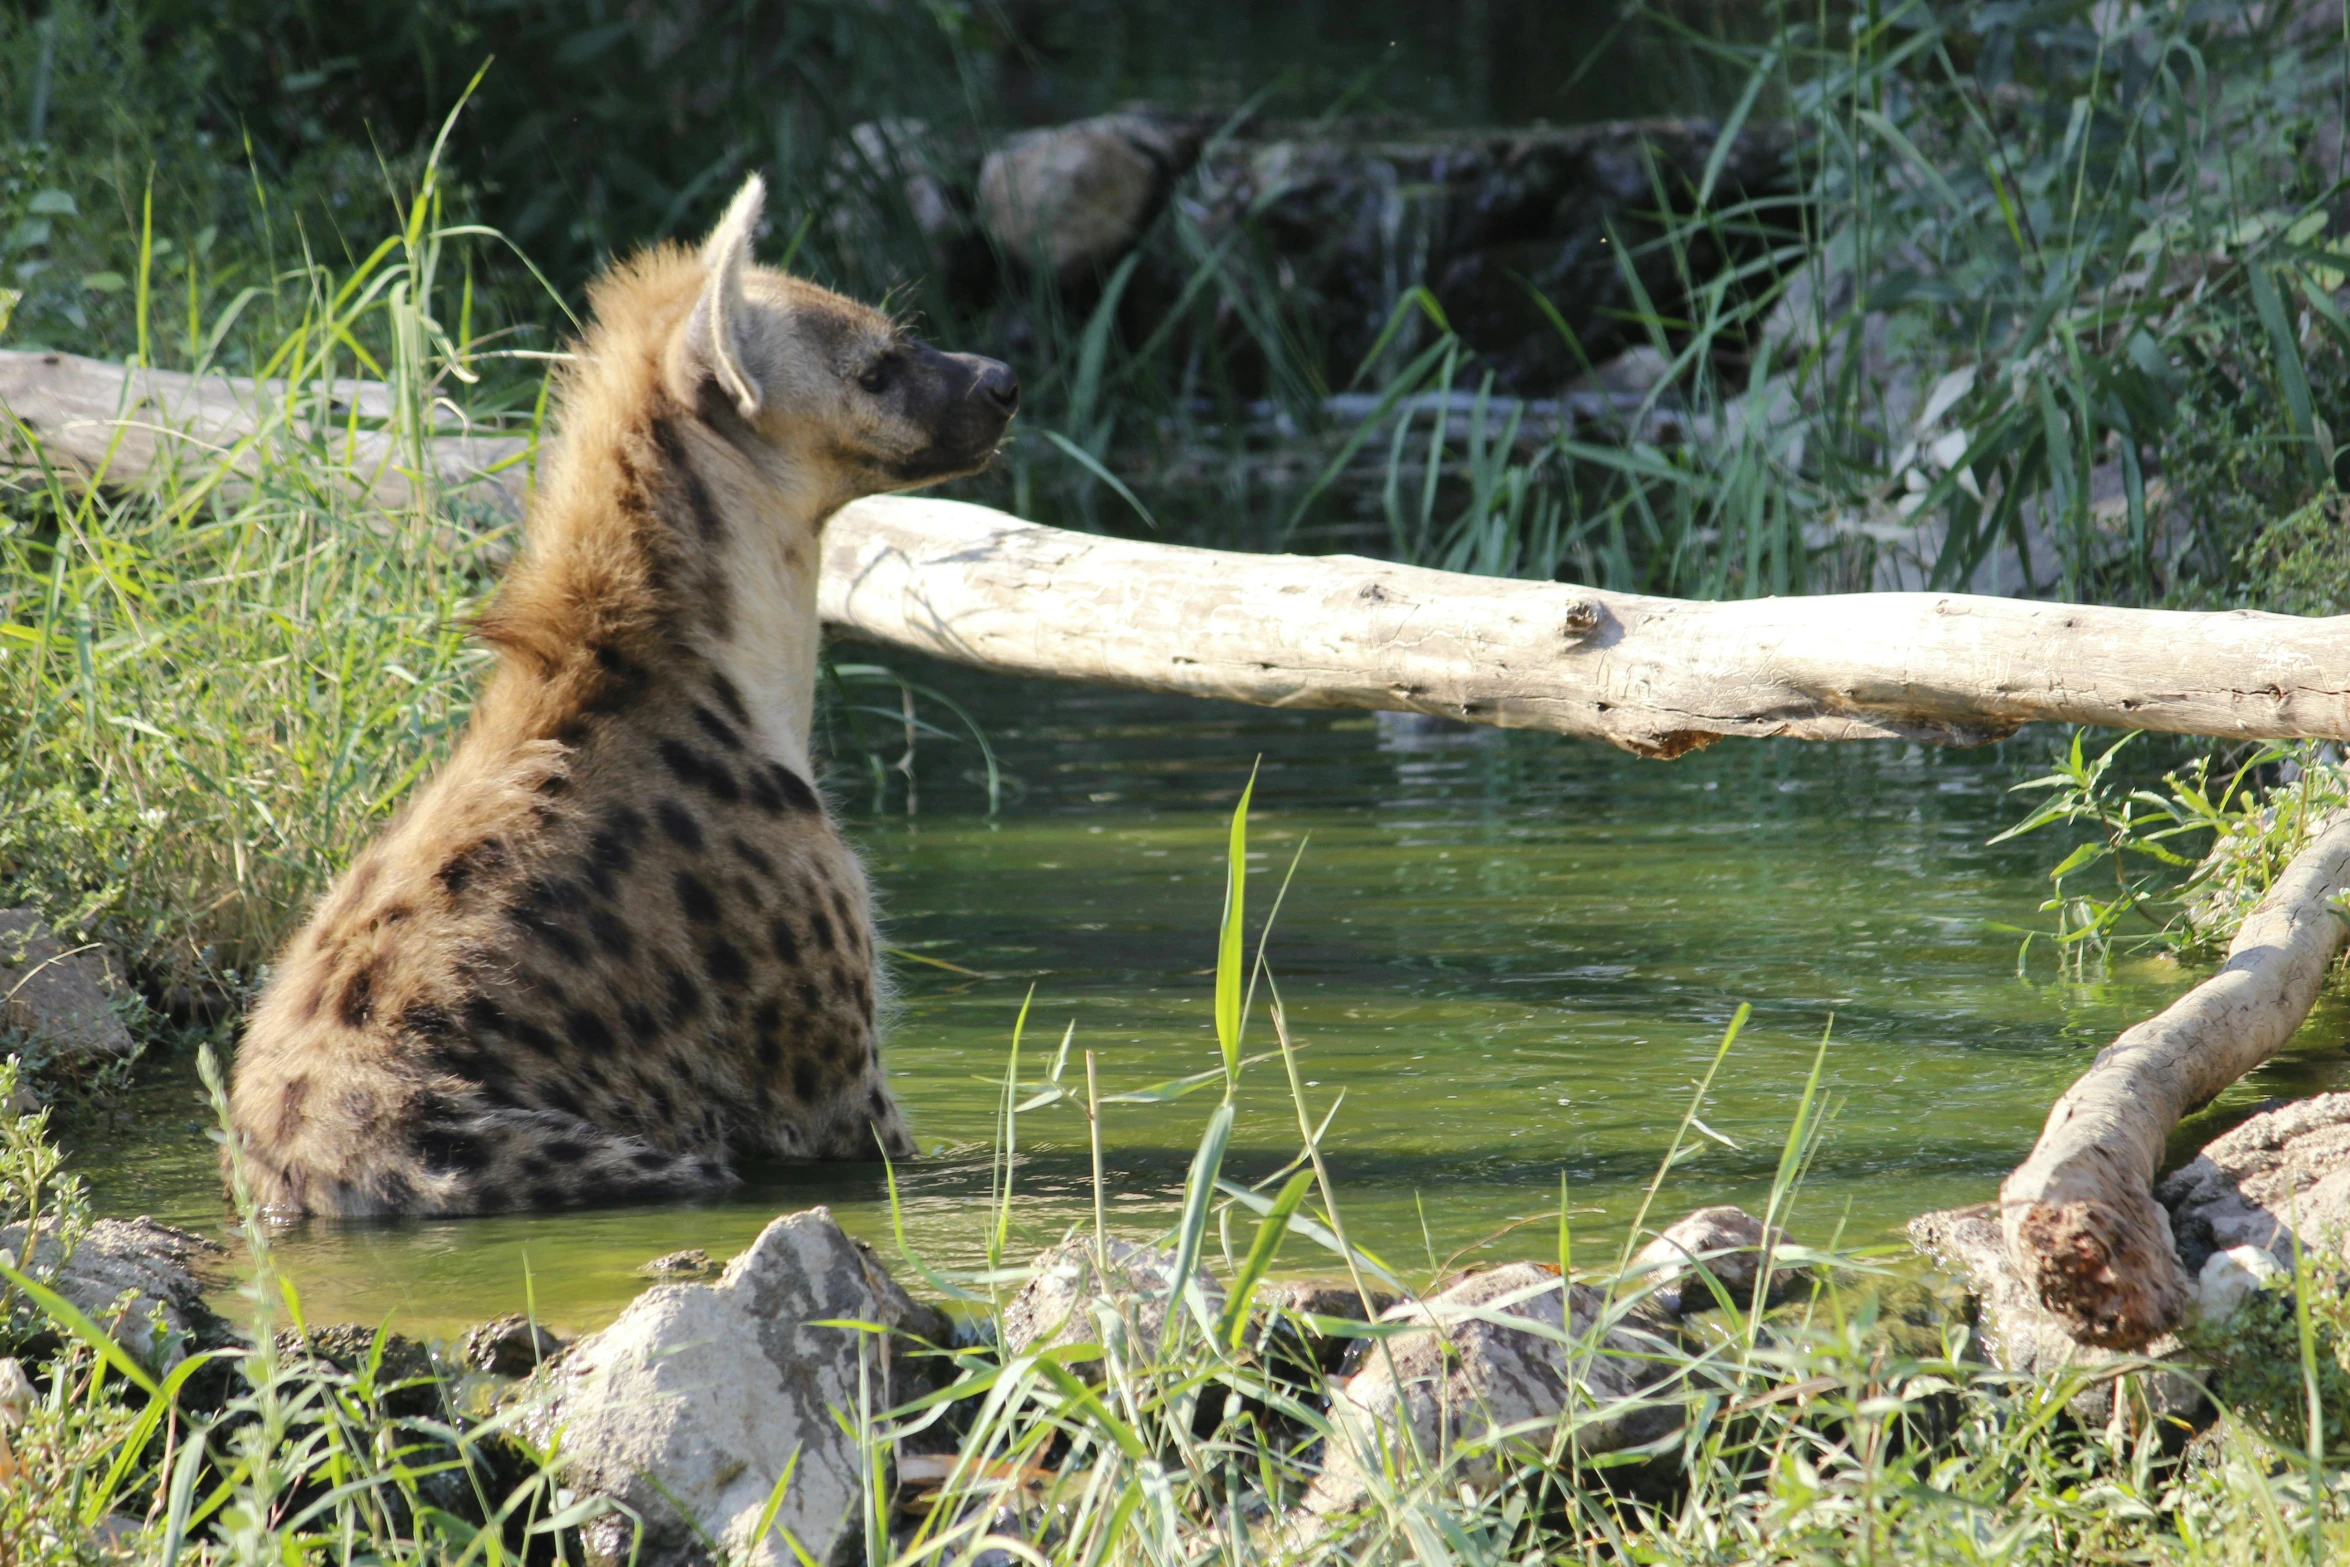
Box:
[687, 173, 766, 419]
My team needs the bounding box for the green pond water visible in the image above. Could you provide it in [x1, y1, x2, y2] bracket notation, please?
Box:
[59, 668, 2350, 1338]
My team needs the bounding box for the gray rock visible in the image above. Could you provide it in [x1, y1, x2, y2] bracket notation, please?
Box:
[1302, 1262, 1681, 1516]
[1000, 1237, 1225, 1369]
[0, 1356, 30, 1428]
[0, 1216, 223, 1369]
[458, 1314, 565, 1378]
[0, 909, 131, 1060]
[636, 1247, 720, 1280]
[1907, 1205, 2202, 1427]
[1627, 1205, 1795, 1318]
[526, 1208, 930, 1567]
[977, 110, 1200, 284]
[2159, 1093, 2350, 1276]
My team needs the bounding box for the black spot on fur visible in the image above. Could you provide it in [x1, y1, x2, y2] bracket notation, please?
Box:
[798, 978, 822, 1014]
[809, 910, 836, 953]
[658, 739, 740, 802]
[586, 641, 652, 715]
[655, 800, 704, 851]
[692, 703, 745, 752]
[868, 1086, 890, 1120]
[567, 1009, 618, 1055]
[338, 961, 380, 1028]
[417, 1124, 488, 1174]
[708, 669, 751, 727]
[400, 1003, 456, 1043]
[664, 966, 703, 1023]
[538, 1082, 588, 1119]
[730, 836, 776, 878]
[674, 870, 721, 924]
[632, 1148, 667, 1170]
[621, 1000, 657, 1039]
[517, 882, 588, 966]
[586, 818, 639, 894]
[588, 908, 636, 959]
[274, 1076, 309, 1138]
[546, 1138, 586, 1163]
[792, 1059, 819, 1102]
[649, 415, 725, 540]
[769, 917, 801, 965]
[703, 936, 750, 987]
[749, 762, 821, 816]
[438, 838, 508, 897]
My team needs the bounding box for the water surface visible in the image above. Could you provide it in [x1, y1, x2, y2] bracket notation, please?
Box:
[65, 670, 2350, 1336]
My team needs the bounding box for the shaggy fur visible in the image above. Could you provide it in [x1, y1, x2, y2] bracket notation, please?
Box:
[226, 177, 1017, 1215]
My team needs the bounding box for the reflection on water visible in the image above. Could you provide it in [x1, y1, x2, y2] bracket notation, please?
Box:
[63, 666, 2350, 1336]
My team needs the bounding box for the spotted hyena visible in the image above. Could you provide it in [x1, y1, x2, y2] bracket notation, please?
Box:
[225, 175, 1018, 1216]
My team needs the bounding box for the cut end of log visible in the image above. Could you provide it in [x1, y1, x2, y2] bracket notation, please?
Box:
[2011, 1196, 2192, 1350]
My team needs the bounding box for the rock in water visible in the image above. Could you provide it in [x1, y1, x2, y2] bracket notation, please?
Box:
[525, 1209, 928, 1567]
[458, 1314, 565, 1378]
[1302, 1263, 1680, 1516]
[0, 909, 131, 1060]
[0, 1216, 224, 1369]
[1000, 1236, 1225, 1368]
[2159, 1092, 2350, 1275]
[977, 111, 1200, 284]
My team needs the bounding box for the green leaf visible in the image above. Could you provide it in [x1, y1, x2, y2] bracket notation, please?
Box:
[1217, 1168, 1314, 1349]
[1215, 764, 1259, 1081]
[26, 190, 76, 217]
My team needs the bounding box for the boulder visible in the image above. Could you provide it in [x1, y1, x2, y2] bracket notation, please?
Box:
[1906, 1205, 2203, 1427]
[0, 1216, 224, 1369]
[1188, 118, 1791, 393]
[636, 1247, 720, 1281]
[1302, 1262, 1682, 1516]
[278, 1323, 442, 1418]
[0, 909, 131, 1060]
[1000, 1236, 1224, 1368]
[525, 1209, 932, 1567]
[1626, 1205, 1794, 1318]
[977, 110, 1201, 284]
[457, 1313, 565, 1378]
[2159, 1093, 2350, 1275]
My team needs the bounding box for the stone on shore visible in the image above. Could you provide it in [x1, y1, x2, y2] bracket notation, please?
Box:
[457, 1313, 565, 1378]
[1626, 1204, 1795, 1318]
[1906, 1204, 2202, 1427]
[1000, 1236, 1225, 1368]
[524, 1209, 932, 1567]
[1302, 1262, 1682, 1517]
[2159, 1092, 2350, 1276]
[0, 1216, 224, 1369]
[0, 909, 132, 1060]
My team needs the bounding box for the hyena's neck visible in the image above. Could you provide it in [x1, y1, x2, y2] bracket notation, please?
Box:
[479, 392, 835, 780]
[668, 416, 835, 779]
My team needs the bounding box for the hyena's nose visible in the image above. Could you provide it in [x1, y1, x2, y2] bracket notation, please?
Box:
[975, 360, 1020, 416]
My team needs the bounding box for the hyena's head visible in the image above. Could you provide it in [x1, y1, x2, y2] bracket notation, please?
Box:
[669, 174, 1018, 503]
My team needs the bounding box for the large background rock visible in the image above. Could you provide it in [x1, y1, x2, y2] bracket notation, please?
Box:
[1000, 1236, 1224, 1368]
[527, 1209, 930, 1567]
[0, 909, 131, 1061]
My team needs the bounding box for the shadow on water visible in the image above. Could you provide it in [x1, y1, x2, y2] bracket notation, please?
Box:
[61, 661, 2350, 1336]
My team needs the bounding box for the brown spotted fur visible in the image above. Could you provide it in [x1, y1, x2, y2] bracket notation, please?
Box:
[225, 177, 1017, 1215]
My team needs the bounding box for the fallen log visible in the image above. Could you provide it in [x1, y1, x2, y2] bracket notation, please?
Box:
[820, 495, 2350, 755]
[2000, 811, 2350, 1350]
[6, 347, 2350, 754]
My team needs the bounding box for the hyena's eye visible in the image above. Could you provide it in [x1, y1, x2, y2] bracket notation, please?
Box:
[857, 356, 895, 394]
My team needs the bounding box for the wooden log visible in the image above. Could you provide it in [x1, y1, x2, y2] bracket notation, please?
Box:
[821, 495, 2350, 756]
[0, 348, 528, 517]
[7, 347, 2350, 754]
[1999, 811, 2350, 1349]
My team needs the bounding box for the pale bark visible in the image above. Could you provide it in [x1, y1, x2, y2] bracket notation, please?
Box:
[2000, 812, 2350, 1349]
[0, 348, 528, 517]
[8, 347, 2350, 754]
[820, 495, 2350, 755]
